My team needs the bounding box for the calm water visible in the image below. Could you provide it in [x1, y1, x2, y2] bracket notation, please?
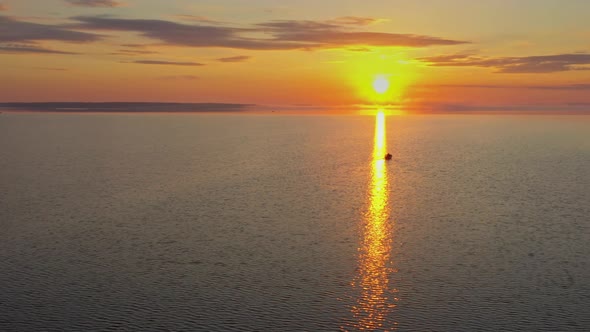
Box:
[1, 113, 589, 331]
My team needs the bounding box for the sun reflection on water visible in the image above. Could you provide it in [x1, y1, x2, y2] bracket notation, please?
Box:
[349, 110, 396, 330]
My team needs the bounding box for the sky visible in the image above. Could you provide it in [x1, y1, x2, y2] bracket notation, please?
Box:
[1, 0, 590, 112]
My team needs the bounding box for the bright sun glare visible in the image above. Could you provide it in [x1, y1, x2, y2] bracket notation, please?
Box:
[372, 76, 390, 94]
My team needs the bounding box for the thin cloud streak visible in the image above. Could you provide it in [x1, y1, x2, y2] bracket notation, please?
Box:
[418, 53, 590, 73]
[129, 60, 205, 66]
[328, 16, 387, 26]
[421, 83, 590, 90]
[110, 49, 158, 56]
[217, 55, 251, 63]
[172, 15, 224, 25]
[0, 43, 77, 54]
[64, 0, 123, 7]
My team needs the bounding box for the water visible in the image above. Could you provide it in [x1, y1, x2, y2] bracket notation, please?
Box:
[1, 112, 589, 331]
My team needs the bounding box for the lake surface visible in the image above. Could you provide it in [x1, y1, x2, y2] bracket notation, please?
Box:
[1, 113, 589, 331]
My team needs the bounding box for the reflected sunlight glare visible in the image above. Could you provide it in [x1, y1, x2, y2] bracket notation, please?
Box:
[348, 110, 396, 330]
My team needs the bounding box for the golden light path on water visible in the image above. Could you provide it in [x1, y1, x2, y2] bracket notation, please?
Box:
[349, 110, 396, 330]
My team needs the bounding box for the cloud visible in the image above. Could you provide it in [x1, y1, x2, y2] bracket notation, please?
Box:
[111, 48, 158, 56]
[65, 0, 122, 7]
[129, 60, 204, 66]
[0, 16, 102, 43]
[347, 47, 372, 52]
[70, 16, 303, 50]
[70, 16, 468, 50]
[0, 3, 8, 11]
[0, 43, 77, 54]
[217, 55, 251, 63]
[424, 83, 590, 90]
[172, 15, 223, 25]
[257, 20, 467, 48]
[418, 53, 590, 73]
[119, 43, 148, 48]
[328, 16, 386, 26]
[2, 15, 467, 57]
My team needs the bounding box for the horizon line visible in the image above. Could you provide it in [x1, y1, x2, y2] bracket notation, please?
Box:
[1, 102, 590, 115]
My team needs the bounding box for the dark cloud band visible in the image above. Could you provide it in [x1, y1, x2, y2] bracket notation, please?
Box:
[0, 16, 101, 43]
[69, 16, 468, 50]
[1, 14, 467, 55]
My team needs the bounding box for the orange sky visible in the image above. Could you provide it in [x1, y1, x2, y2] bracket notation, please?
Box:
[1, 0, 590, 112]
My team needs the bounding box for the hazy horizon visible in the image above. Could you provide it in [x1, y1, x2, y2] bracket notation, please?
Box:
[2, 102, 590, 115]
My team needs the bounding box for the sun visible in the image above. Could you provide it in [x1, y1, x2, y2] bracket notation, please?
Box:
[372, 75, 390, 94]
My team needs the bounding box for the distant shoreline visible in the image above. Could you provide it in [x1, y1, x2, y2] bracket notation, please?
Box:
[0, 102, 255, 113]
